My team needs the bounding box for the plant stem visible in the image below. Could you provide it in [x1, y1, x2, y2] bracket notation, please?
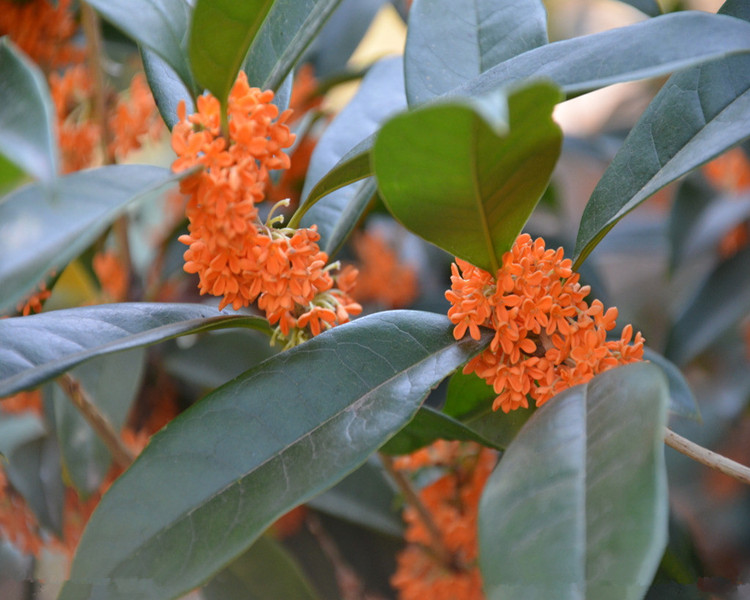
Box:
[81, 3, 110, 164]
[57, 374, 134, 469]
[379, 452, 453, 569]
[664, 427, 750, 486]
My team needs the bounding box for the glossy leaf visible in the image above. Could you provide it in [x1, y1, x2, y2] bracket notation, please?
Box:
[243, 0, 345, 92]
[203, 535, 321, 600]
[86, 0, 195, 94]
[479, 362, 669, 599]
[453, 12, 750, 98]
[189, 0, 274, 104]
[58, 311, 489, 600]
[141, 48, 195, 130]
[380, 405, 501, 455]
[296, 57, 406, 249]
[0, 166, 186, 314]
[0, 38, 58, 183]
[0, 303, 271, 398]
[308, 458, 403, 537]
[52, 350, 147, 496]
[374, 82, 562, 272]
[405, 0, 547, 105]
[664, 244, 750, 366]
[574, 53, 750, 265]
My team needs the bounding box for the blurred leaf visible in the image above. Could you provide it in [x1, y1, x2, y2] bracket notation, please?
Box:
[643, 348, 700, 421]
[374, 82, 562, 272]
[574, 3, 750, 266]
[306, 0, 387, 78]
[58, 311, 490, 600]
[308, 458, 403, 537]
[0, 303, 271, 398]
[243, 0, 345, 92]
[0, 153, 25, 195]
[53, 349, 146, 497]
[298, 58, 406, 250]
[189, 0, 274, 104]
[380, 405, 501, 455]
[203, 535, 321, 600]
[0, 165, 186, 315]
[0, 38, 58, 183]
[619, 0, 661, 16]
[668, 177, 715, 272]
[454, 12, 750, 98]
[664, 244, 750, 365]
[405, 0, 547, 105]
[86, 0, 195, 94]
[479, 362, 669, 599]
[141, 48, 195, 130]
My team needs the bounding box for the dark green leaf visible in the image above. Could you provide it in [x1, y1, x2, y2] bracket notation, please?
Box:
[454, 12, 750, 98]
[405, 0, 547, 105]
[308, 458, 403, 537]
[203, 535, 321, 600]
[479, 362, 669, 599]
[189, 0, 274, 104]
[643, 348, 700, 421]
[664, 244, 750, 366]
[619, 0, 660, 16]
[0, 165, 186, 314]
[141, 48, 195, 130]
[574, 53, 750, 266]
[58, 311, 489, 600]
[243, 0, 345, 92]
[667, 177, 715, 272]
[86, 0, 195, 94]
[297, 58, 406, 250]
[374, 82, 562, 272]
[0, 38, 58, 183]
[52, 350, 146, 497]
[380, 405, 501, 455]
[0, 303, 271, 398]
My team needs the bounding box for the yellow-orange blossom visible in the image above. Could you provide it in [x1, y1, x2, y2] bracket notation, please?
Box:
[446, 234, 644, 413]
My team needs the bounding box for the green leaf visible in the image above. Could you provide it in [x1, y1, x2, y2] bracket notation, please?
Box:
[0, 165, 186, 315]
[479, 362, 669, 599]
[619, 0, 660, 16]
[58, 311, 489, 600]
[203, 535, 321, 600]
[667, 177, 715, 273]
[573, 51, 750, 266]
[297, 58, 406, 250]
[0, 38, 58, 183]
[664, 244, 750, 366]
[243, 0, 345, 92]
[643, 348, 700, 421]
[374, 82, 562, 272]
[141, 48, 195, 130]
[86, 0, 195, 94]
[52, 350, 146, 497]
[308, 458, 403, 537]
[405, 0, 547, 105]
[0, 303, 271, 398]
[189, 0, 274, 104]
[454, 12, 750, 98]
[380, 405, 501, 455]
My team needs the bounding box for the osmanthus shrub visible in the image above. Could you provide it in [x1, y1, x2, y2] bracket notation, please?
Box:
[1, 0, 750, 598]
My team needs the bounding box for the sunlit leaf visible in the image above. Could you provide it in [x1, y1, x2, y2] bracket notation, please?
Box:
[0, 303, 271, 398]
[0, 38, 58, 183]
[374, 82, 562, 272]
[58, 311, 489, 600]
[405, 0, 547, 105]
[479, 363, 669, 599]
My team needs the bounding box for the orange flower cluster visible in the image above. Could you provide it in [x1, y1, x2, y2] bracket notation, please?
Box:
[391, 441, 495, 600]
[703, 148, 750, 258]
[351, 231, 419, 309]
[16, 281, 52, 316]
[0, 467, 44, 557]
[0, 0, 82, 69]
[93, 250, 128, 302]
[108, 73, 164, 160]
[1, 390, 43, 415]
[446, 234, 644, 413]
[171, 72, 361, 344]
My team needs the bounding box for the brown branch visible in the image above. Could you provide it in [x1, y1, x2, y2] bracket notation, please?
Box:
[57, 374, 134, 469]
[81, 3, 111, 164]
[664, 427, 750, 486]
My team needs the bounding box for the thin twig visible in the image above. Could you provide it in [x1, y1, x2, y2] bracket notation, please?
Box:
[664, 427, 750, 486]
[81, 3, 110, 163]
[379, 452, 453, 569]
[57, 374, 134, 469]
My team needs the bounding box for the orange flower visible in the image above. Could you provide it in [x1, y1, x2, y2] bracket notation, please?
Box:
[16, 282, 51, 316]
[93, 250, 128, 301]
[703, 148, 750, 193]
[446, 234, 644, 413]
[108, 73, 164, 160]
[1, 390, 43, 415]
[0, 468, 44, 557]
